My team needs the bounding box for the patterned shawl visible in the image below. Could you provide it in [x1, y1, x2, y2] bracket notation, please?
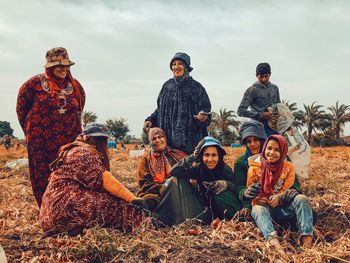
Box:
[147, 128, 187, 183]
[49, 136, 103, 171]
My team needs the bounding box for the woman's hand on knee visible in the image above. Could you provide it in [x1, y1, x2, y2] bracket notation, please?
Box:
[256, 196, 269, 206]
[268, 195, 280, 208]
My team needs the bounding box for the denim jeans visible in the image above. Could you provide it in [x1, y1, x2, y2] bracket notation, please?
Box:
[251, 194, 313, 240]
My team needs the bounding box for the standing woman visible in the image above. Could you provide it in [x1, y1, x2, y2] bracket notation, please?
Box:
[143, 52, 211, 154]
[16, 47, 85, 207]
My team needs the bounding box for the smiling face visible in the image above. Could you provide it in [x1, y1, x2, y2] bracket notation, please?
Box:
[202, 146, 219, 170]
[246, 136, 261, 155]
[172, 60, 185, 78]
[53, 65, 69, 79]
[264, 139, 282, 163]
[151, 133, 167, 151]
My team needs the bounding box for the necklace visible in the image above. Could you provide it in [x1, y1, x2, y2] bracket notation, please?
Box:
[40, 74, 74, 114]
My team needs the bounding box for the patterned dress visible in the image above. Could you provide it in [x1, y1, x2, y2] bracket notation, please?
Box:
[16, 74, 85, 206]
[39, 144, 144, 235]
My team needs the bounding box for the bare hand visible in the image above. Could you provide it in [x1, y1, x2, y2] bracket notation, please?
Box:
[143, 121, 152, 132]
[262, 112, 278, 121]
[193, 112, 208, 123]
[256, 196, 269, 206]
[268, 195, 280, 208]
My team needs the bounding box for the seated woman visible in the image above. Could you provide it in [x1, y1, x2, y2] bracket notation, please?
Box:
[39, 123, 148, 236]
[136, 128, 187, 211]
[247, 134, 313, 258]
[234, 121, 303, 221]
[170, 137, 241, 221]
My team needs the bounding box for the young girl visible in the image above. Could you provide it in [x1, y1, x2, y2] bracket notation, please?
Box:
[246, 134, 313, 256]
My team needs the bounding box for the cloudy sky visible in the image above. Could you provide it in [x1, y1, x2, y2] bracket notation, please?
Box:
[1, 0, 349, 138]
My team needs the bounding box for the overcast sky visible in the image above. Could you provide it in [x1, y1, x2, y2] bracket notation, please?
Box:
[1, 0, 349, 138]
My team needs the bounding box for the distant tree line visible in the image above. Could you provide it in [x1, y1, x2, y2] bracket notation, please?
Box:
[2, 101, 349, 147]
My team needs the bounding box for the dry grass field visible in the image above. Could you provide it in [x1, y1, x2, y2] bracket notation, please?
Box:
[0, 145, 349, 262]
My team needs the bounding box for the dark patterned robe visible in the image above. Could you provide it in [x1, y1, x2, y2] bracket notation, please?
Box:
[146, 77, 211, 154]
[16, 74, 85, 206]
[39, 145, 144, 235]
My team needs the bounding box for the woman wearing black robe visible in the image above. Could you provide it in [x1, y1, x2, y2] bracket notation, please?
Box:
[144, 52, 211, 154]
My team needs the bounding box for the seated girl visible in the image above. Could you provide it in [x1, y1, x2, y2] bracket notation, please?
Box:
[39, 123, 148, 236]
[170, 136, 241, 221]
[234, 121, 302, 220]
[246, 134, 313, 257]
[136, 128, 187, 211]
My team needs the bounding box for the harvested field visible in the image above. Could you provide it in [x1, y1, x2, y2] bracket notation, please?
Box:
[0, 145, 350, 262]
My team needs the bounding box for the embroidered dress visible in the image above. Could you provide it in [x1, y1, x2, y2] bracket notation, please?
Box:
[40, 145, 144, 234]
[16, 73, 85, 206]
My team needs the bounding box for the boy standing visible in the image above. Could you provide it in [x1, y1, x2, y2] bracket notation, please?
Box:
[237, 63, 280, 136]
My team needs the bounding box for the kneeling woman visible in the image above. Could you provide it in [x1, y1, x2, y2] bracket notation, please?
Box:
[247, 135, 313, 256]
[136, 128, 187, 211]
[170, 137, 241, 221]
[40, 123, 148, 235]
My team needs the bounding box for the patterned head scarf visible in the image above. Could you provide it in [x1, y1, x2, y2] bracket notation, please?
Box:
[148, 128, 166, 151]
[259, 134, 289, 197]
[147, 128, 187, 183]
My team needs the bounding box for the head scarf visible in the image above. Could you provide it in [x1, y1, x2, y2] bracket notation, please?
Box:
[198, 145, 226, 182]
[259, 134, 289, 197]
[239, 120, 267, 167]
[49, 135, 104, 171]
[147, 128, 187, 183]
[45, 67, 83, 111]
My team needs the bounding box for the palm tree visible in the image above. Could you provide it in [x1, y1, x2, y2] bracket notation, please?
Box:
[327, 101, 350, 141]
[294, 102, 326, 144]
[282, 100, 298, 112]
[81, 111, 97, 127]
[208, 108, 240, 145]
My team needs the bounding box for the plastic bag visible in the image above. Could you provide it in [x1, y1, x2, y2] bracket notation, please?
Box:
[283, 127, 311, 179]
[268, 103, 295, 134]
[267, 103, 311, 179]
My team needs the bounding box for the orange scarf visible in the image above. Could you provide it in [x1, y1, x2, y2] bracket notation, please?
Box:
[45, 68, 83, 111]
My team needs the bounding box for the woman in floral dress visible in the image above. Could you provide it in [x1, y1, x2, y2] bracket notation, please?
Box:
[16, 47, 85, 206]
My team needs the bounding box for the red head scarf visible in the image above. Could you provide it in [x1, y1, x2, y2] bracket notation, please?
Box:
[259, 134, 289, 197]
[147, 128, 187, 183]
